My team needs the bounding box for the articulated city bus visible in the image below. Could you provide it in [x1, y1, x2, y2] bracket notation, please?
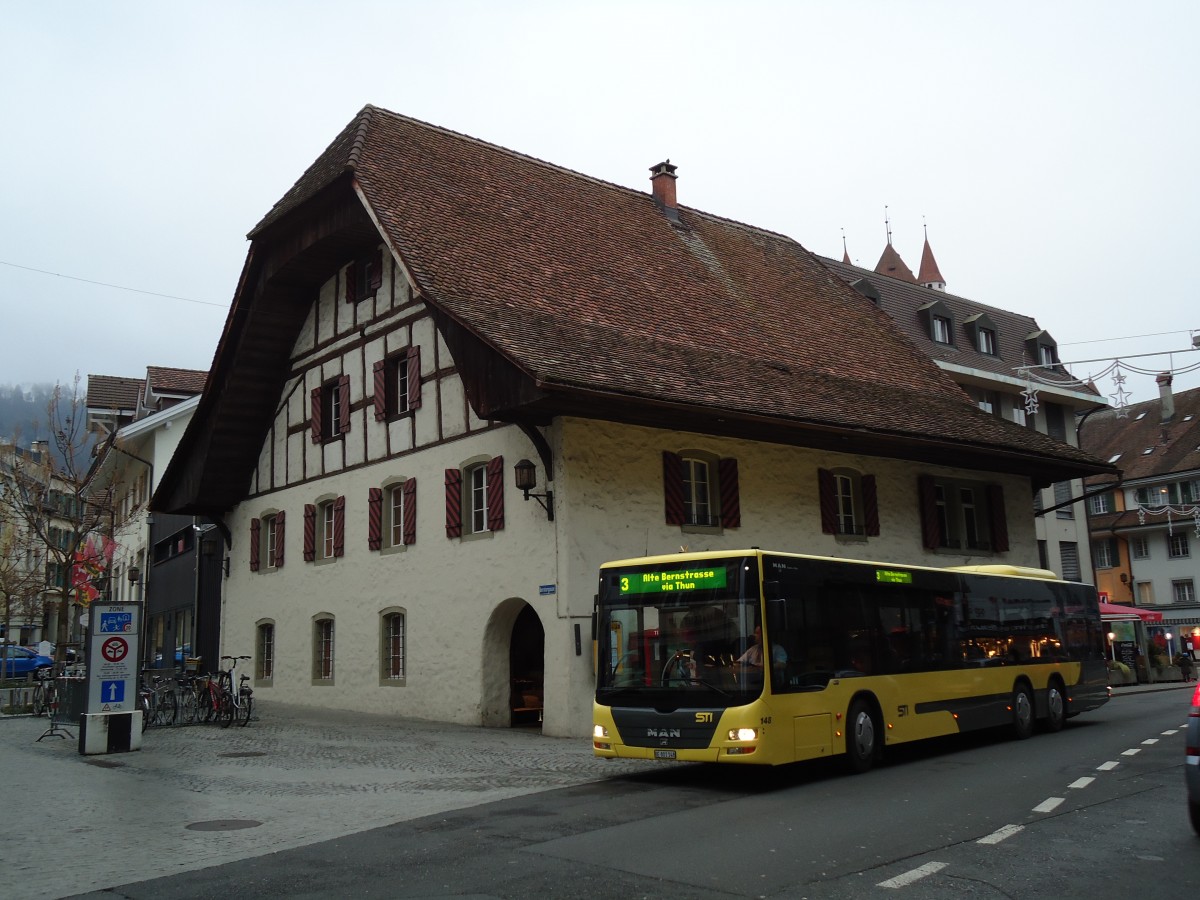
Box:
[592, 550, 1108, 770]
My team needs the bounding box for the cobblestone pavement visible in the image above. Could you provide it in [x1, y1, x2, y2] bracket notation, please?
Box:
[0, 702, 646, 900]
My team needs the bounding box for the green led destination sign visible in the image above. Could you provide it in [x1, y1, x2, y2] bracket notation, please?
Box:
[876, 569, 913, 584]
[619, 567, 728, 595]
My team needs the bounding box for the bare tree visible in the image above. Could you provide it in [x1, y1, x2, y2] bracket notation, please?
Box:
[0, 507, 46, 665]
[0, 375, 121, 655]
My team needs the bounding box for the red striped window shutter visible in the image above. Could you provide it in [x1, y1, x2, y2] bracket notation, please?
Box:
[337, 376, 351, 435]
[372, 361, 387, 421]
[402, 478, 417, 545]
[863, 474, 880, 536]
[988, 484, 1009, 552]
[274, 511, 286, 568]
[407, 346, 422, 410]
[817, 468, 838, 534]
[249, 518, 260, 572]
[718, 458, 740, 528]
[368, 249, 383, 294]
[918, 475, 941, 550]
[662, 452, 685, 525]
[346, 262, 358, 304]
[368, 489, 383, 550]
[333, 496, 345, 557]
[486, 456, 505, 531]
[444, 469, 462, 538]
[310, 388, 322, 443]
[303, 504, 316, 561]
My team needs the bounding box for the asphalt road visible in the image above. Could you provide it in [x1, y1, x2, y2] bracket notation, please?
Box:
[58, 686, 1197, 900]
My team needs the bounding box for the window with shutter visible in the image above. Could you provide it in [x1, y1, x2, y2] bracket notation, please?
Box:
[818, 468, 880, 538]
[375, 347, 422, 420]
[345, 249, 385, 304]
[448, 459, 502, 539]
[919, 476, 1003, 553]
[663, 450, 740, 531]
[314, 377, 351, 443]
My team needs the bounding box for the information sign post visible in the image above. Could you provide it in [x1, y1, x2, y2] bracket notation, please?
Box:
[79, 602, 143, 755]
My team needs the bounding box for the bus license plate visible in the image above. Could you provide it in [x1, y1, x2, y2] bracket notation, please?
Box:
[654, 749, 677, 760]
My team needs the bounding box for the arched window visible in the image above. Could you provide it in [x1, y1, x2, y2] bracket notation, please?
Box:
[380, 608, 407, 685]
[313, 615, 335, 683]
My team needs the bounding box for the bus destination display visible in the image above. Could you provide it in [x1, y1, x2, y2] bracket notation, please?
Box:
[619, 567, 727, 595]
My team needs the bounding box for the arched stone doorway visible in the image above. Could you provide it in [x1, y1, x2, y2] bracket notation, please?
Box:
[481, 599, 545, 728]
[509, 604, 545, 727]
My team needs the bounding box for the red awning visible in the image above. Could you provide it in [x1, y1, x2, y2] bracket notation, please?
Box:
[1099, 601, 1163, 623]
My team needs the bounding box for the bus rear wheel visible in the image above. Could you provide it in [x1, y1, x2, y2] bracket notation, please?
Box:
[1012, 683, 1035, 740]
[1042, 680, 1066, 733]
[845, 699, 880, 774]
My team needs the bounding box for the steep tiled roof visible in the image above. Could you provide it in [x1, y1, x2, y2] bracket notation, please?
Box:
[86, 375, 142, 412]
[1082, 384, 1200, 485]
[820, 256, 1099, 400]
[156, 105, 1112, 514]
[146, 366, 207, 395]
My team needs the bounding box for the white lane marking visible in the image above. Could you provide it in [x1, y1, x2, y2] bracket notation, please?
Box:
[1162, 730, 1179, 735]
[1097, 761, 1119, 771]
[1068, 777, 1095, 789]
[1033, 797, 1064, 813]
[978, 824, 1024, 845]
[1122, 748, 1142, 756]
[878, 862, 948, 889]
[1142, 738, 1159, 745]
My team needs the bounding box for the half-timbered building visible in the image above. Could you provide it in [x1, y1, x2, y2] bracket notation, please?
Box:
[153, 106, 1113, 736]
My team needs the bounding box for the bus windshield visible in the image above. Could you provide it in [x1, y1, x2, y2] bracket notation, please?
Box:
[595, 556, 766, 708]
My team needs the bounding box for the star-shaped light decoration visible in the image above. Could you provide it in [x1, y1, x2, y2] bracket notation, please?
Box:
[1110, 369, 1132, 417]
[1137, 507, 1146, 525]
[1022, 385, 1040, 416]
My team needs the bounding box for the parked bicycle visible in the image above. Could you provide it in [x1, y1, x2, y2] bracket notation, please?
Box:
[138, 670, 178, 731]
[217, 655, 253, 728]
[31, 678, 57, 718]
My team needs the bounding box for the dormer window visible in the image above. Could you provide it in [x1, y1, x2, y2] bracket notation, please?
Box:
[921, 299, 954, 345]
[964, 313, 998, 356]
[1024, 330, 1059, 370]
[932, 316, 951, 344]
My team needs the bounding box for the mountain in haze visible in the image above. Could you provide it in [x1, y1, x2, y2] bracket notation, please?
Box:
[0, 382, 97, 471]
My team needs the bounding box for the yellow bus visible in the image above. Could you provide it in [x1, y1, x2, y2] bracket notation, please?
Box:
[592, 550, 1109, 770]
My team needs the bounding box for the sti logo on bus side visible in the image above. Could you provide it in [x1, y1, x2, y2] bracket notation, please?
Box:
[647, 728, 682, 738]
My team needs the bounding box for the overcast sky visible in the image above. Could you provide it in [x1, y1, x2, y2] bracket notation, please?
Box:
[2, 1, 1197, 408]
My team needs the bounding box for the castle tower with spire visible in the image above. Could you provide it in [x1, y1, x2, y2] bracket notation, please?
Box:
[917, 224, 946, 291]
[873, 208, 917, 283]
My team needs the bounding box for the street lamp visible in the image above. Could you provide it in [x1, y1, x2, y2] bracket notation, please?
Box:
[1108, 631, 1117, 661]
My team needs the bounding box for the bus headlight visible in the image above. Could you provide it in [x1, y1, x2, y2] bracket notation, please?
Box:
[593, 724, 609, 739]
[729, 728, 758, 741]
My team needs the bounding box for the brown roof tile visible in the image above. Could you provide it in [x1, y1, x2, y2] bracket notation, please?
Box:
[157, 106, 1113, 514]
[86, 375, 142, 412]
[146, 366, 207, 395]
[1082, 384, 1200, 484]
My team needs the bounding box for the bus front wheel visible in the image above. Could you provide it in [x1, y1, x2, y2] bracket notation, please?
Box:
[1012, 683, 1035, 740]
[845, 699, 880, 774]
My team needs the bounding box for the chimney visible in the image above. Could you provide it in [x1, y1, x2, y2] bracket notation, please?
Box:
[1157, 372, 1175, 424]
[649, 160, 678, 211]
